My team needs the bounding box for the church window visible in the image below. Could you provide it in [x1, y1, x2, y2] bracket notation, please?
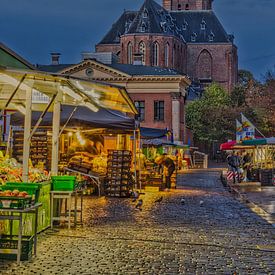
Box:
[139, 41, 146, 65]
[182, 20, 188, 30]
[191, 32, 197, 42]
[165, 43, 169, 67]
[201, 20, 206, 30]
[172, 44, 176, 67]
[153, 42, 159, 66]
[127, 42, 133, 64]
[143, 9, 148, 18]
[197, 49, 212, 80]
[140, 22, 146, 32]
[209, 31, 215, 42]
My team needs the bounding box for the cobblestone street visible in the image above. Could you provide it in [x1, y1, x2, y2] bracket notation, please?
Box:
[1, 169, 275, 274]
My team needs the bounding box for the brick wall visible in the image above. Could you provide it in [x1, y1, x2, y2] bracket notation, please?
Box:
[120, 34, 186, 73]
[164, 0, 212, 11]
[186, 43, 238, 91]
[95, 44, 121, 55]
[129, 93, 173, 130]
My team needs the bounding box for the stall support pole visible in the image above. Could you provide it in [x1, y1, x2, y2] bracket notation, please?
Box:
[138, 130, 141, 192]
[133, 130, 137, 189]
[22, 87, 32, 182]
[51, 91, 62, 176]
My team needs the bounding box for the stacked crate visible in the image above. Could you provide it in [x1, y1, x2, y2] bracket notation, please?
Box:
[105, 150, 132, 197]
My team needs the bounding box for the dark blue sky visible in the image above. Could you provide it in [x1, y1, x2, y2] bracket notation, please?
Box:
[1, 0, 275, 80]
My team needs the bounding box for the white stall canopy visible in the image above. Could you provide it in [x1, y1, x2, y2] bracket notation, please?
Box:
[0, 67, 137, 181]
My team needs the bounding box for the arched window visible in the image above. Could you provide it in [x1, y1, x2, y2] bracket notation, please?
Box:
[164, 43, 169, 67]
[172, 44, 176, 67]
[139, 41, 146, 65]
[152, 42, 159, 66]
[185, 4, 189, 10]
[197, 49, 212, 80]
[127, 42, 133, 64]
[178, 4, 182, 10]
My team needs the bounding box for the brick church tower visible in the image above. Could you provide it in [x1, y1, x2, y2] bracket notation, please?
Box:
[163, 0, 213, 11]
[96, 0, 238, 91]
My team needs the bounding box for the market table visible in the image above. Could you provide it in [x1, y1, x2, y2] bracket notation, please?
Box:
[64, 167, 104, 196]
[0, 203, 42, 264]
[50, 190, 84, 229]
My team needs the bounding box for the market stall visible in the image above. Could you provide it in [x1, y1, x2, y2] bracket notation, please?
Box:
[132, 128, 190, 191]
[241, 138, 275, 185]
[220, 138, 275, 185]
[0, 67, 137, 259]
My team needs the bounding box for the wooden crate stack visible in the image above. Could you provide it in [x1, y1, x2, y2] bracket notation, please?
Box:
[105, 150, 132, 197]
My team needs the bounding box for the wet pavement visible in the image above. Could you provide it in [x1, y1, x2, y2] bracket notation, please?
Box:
[1, 169, 275, 274]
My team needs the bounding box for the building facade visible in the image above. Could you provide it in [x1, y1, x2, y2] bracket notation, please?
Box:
[51, 59, 191, 143]
[96, 0, 238, 91]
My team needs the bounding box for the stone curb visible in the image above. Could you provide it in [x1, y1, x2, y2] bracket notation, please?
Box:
[220, 172, 275, 228]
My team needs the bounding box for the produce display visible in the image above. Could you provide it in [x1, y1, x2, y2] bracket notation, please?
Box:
[0, 189, 32, 209]
[0, 155, 49, 184]
[91, 155, 107, 174]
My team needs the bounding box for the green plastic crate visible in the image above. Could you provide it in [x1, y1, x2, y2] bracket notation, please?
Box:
[0, 235, 33, 261]
[0, 196, 32, 209]
[3, 183, 40, 203]
[51, 176, 76, 191]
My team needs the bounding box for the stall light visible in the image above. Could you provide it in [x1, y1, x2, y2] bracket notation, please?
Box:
[76, 131, 86, 146]
[83, 101, 99, 112]
[68, 132, 73, 137]
[59, 86, 83, 102]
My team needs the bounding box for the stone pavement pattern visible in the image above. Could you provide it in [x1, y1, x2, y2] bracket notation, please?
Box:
[0, 169, 274, 274]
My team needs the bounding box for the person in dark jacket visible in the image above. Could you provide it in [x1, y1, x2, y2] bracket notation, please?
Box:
[155, 154, 175, 189]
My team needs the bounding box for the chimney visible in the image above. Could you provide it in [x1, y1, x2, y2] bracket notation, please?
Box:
[51, 53, 61, 65]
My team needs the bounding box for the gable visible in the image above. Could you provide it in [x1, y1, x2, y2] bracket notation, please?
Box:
[59, 60, 130, 79]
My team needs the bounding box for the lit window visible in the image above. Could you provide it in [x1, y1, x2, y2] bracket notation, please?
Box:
[135, 101, 145, 121]
[152, 42, 159, 66]
[127, 42, 133, 64]
[154, 101, 164, 121]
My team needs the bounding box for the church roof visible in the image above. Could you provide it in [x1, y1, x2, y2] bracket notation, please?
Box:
[108, 63, 182, 76]
[98, 0, 232, 45]
[99, 11, 137, 44]
[171, 10, 231, 43]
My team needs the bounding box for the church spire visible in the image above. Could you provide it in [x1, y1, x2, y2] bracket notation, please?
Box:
[163, 0, 213, 11]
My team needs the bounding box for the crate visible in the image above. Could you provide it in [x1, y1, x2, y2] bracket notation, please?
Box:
[3, 183, 41, 203]
[51, 176, 76, 191]
[0, 196, 32, 209]
[0, 235, 33, 261]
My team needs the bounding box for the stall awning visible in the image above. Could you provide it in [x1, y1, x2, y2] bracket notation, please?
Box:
[10, 105, 136, 130]
[220, 140, 236, 151]
[140, 127, 171, 139]
[0, 67, 137, 114]
[241, 137, 275, 146]
[141, 138, 175, 147]
[242, 139, 267, 146]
